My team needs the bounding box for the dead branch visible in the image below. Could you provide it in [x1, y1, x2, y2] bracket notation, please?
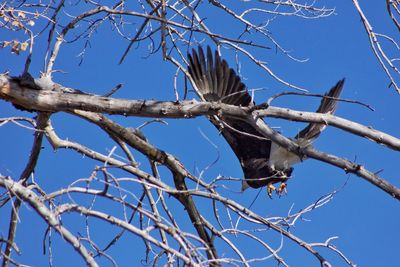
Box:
[352, 0, 400, 93]
[1, 74, 399, 152]
[0, 176, 98, 267]
[0, 74, 399, 201]
[1, 1, 397, 266]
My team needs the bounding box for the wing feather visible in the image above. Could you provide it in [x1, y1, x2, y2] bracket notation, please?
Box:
[295, 79, 345, 141]
[187, 46, 273, 188]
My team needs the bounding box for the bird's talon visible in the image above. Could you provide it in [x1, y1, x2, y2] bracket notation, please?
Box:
[267, 183, 276, 198]
[278, 183, 287, 195]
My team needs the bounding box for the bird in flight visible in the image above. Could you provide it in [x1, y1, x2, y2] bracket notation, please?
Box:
[187, 46, 344, 196]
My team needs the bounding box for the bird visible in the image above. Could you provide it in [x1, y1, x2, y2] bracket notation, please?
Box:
[187, 46, 344, 196]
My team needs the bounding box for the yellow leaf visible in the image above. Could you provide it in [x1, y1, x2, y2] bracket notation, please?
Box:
[20, 42, 28, 51]
[11, 42, 20, 55]
[17, 11, 26, 18]
[2, 41, 10, 48]
[12, 20, 23, 29]
[11, 20, 20, 27]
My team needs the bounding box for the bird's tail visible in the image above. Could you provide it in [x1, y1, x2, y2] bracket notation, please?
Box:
[295, 79, 345, 141]
[187, 46, 252, 107]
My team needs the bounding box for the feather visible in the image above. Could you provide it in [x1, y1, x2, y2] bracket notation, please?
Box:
[187, 46, 344, 191]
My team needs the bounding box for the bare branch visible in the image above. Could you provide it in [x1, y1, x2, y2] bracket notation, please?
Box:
[1, 1, 396, 265]
[1, 74, 399, 200]
[352, 0, 400, 93]
[1, 75, 399, 152]
[0, 176, 99, 267]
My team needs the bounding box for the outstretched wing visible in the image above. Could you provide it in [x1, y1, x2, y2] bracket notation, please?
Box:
[187, 46, 345, 191]
[187, 46, 251, 105]
[295, 79, 345, 141]
[187, 46, 273, 187]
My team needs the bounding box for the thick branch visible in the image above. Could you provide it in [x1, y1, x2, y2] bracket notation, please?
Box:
[1, 74, 399, 200]
[1, 74, 399, 151]
[71, 110, 220, 265]
[9, 119, 343, 266]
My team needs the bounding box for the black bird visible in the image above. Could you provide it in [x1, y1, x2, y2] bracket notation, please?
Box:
[187, 46, 344, 195]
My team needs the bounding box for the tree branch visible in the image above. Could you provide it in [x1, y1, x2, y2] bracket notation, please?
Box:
[1, 74, 399, 200]
[1, 74, 399, 151]
[0, 176, 98, 267]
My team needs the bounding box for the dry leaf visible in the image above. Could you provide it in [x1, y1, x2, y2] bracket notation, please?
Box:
[20, 42, 28, 51]
[17, 11, 26, 19]
[2, 41, 11, 48]
[11, 20, 22, 28]
[11, 42, 20, 55]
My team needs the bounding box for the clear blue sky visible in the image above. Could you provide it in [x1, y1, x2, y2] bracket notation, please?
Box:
[1, 1, 399, 266]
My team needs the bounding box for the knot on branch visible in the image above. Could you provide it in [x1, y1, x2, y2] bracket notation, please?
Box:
[251, 102, 269, 111]
[209, 102, 222, 114]
[295, 145, 310, 162]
